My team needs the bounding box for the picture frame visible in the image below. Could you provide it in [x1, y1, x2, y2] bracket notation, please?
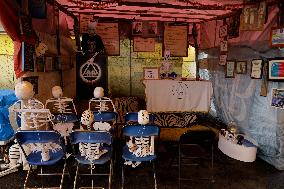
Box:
[143, 67, 160, 80]
[147, 21, 158, 36]
[220, 39, 228, 52]
[219, 54, 227, 66]
[132, 21, 143, 35]
[236, 61, 247, 74]
[219, 25, 228, 38]
[225, 61, 235, 78]
[270, 27, 284, 47]
[271, 88, 284, 109]
[268, 59, 284, 81]
[250, 59, 263, 79]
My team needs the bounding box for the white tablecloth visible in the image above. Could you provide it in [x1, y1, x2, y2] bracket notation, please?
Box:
[143, 80, 213, 112]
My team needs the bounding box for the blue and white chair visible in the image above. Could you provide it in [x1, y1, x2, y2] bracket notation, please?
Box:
[70, 131, 113, 189]
[121, 124, 160, 189]
[15, 130, 67, 189]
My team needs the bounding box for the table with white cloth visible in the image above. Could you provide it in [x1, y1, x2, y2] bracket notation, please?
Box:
[143, 80, 213, 113]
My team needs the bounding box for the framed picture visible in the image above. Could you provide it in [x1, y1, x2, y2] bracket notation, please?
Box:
[148, 21, 158, 35]
[143, 67, 160, 80]
[219, 54, 227, 66]
[236, 61, 247, 74]
[268, 59, 284, 81]
[219, 25, 228, 38]
[270, 27, 284, 47]
[132, 21, 143, 35]
[220, 39, 228, 52]
[271, 88, 284, 109]
[225, 61, 235, 78]
[226, 13, 240, 39]
[251, 59, 263, 79]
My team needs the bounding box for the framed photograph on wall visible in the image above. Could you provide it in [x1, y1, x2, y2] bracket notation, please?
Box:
[220, 39, 228, 52]
[268, 59, 284, 81]
[148, 21, 158, 35]
[251, 59, 263, 79]
[225, 61, 235, 78]
[132, 21, 143, 35]
[270, 27, 284, 47]
[219, 25, 228, 38]
[271, 88, 284, 109]
[236, 61, 247, 74]
[219, 54, 227, 66]
[143, 67, 160, 80]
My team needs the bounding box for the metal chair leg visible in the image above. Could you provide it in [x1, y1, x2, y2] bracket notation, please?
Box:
[73, 164, 79, 189]
[59, 159, 67, 189]
[109, 160, 113, 189]
[121, 163, 124, 189]
[178, 144, 181, 189]
[152, 161, 157, 189]
[24, 166, 31, 189]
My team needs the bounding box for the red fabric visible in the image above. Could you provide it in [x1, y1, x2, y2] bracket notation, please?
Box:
[0, 0, 36, 78]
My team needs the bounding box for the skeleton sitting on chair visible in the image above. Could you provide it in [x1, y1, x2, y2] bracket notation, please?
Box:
[45, 86, 77, 144]
[89, 87, 116, 112]
[1, 81, 53, 177]
[79, 109, 108, 162]
[125, 110, 154, 168]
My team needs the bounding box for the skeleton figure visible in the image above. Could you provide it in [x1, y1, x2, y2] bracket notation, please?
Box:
[45, 86, 77, 144]
[125, 110, 153, 168]
[79, 109, 108, 163]
[89, 87, 116, 112]
[160, 50, 173, 75]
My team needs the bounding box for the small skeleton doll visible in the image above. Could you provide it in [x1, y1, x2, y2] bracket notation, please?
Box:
[79, 110, 107, 161]
[89, 87, 116, 112]
[125, 110, 154, 168]
[45, 86, 78, 144]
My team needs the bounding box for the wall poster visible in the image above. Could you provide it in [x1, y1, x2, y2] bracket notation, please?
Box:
[95, 23, 120, 56]
[163, 24, 188, 57]
[133, 37, 155, 52]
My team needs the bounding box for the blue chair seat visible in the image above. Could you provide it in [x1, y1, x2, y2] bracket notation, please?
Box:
[122, 146, 157, 162]
[26, 149, 65, 166]
[75, 147, 112, 165]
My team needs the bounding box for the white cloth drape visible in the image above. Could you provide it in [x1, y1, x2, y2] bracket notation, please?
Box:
[143, 80, 213, 112]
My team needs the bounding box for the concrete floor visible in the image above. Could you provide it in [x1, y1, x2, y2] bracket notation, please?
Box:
[0, 141, 284, 189]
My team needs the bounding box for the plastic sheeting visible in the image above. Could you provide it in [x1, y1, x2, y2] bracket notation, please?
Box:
[0, 90, 17, 141]
[206, 44, 284, 169]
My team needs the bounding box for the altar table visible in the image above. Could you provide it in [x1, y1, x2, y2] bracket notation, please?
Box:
[143, 80, 213, 113]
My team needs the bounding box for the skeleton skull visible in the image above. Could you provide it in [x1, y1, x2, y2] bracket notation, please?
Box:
[93, 87, 104, 98]
[52, 86, 63, 99]
[15, 81, 35, 100]
[138, 110, 149, 125]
